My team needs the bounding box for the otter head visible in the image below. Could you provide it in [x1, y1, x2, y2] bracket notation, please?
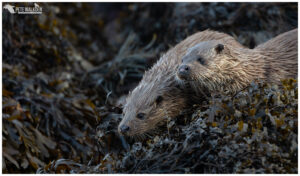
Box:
[176, 40, 240, 92]
[118, 75, 186, 137]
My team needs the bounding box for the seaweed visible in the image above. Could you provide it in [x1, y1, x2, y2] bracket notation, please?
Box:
[2, 2, 298, 173]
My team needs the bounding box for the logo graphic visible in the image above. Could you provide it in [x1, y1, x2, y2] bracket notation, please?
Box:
[3, 3, 42, 14]
[3, 4, 15, 14]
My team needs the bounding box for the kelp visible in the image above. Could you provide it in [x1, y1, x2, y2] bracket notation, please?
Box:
[37, 79, 298, 173]
[2, 2, 298, 173]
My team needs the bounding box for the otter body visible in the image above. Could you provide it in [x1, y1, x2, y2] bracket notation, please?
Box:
[118, 30, 239, 137]
[255, 29, 298, 83]
[176, 29, 298, 94]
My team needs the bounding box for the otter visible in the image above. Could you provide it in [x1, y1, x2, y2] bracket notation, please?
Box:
[118, 30, 242, 137]
[176, 28, 298, 95]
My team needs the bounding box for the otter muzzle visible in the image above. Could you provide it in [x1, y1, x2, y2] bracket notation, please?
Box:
[177, 64, 190, 80]
[118, 124, 130, 135]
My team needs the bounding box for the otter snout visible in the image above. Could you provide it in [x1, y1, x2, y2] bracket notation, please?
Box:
[177, 64, 190, 80]
[118, 124, 130, 135]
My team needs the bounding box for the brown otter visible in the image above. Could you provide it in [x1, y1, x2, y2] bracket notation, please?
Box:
[176, 28, 298, 95]
[118, 30, 242, 137]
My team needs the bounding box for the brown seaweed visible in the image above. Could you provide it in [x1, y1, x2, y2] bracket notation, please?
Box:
[2, 2, 298, 173]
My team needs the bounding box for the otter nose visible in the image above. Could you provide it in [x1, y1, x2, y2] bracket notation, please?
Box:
[119, 125, 130, 134]
[179, 65, 190, 73]
[177, 65, 190, 79]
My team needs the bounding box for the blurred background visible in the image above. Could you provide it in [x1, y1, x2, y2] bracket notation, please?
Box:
[2, 2, 298, 173]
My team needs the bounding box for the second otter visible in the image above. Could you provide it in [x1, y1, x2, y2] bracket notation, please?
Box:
[176, 29, 298, 94]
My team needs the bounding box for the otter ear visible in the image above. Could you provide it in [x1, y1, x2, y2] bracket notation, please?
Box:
[215, 44, 224, 54]
[155, 96, 163, 105]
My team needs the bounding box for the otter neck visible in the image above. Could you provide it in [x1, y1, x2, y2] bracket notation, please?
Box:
[225, 47, 267, 92]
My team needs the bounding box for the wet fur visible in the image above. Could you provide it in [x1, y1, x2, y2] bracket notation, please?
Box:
[178, 28, 298, 95]
[119, 30, 237, 136]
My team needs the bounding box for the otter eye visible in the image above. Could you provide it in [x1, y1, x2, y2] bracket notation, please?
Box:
[197, 57, 205, 65]
[137, 113, 145, 120]
[155, 96, 163, 105]
[215, 44, 224, 54]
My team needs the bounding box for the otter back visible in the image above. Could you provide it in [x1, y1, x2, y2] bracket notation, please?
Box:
[256, 28, 298, 81]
